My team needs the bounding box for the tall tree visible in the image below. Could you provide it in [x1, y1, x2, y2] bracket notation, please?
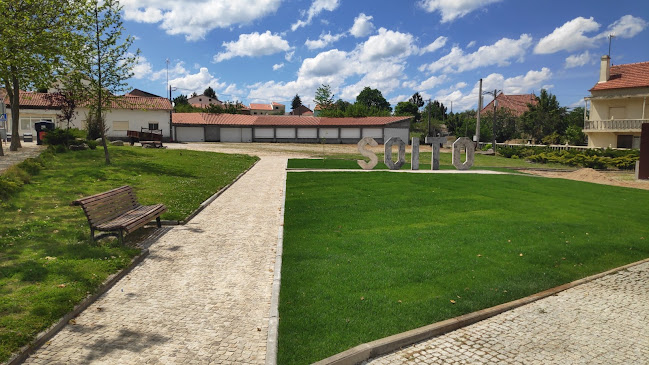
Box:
[314, 84, 334, 110]
[291, 94, 302, 111]
[73, 0, 138, 164]
[520, 89, 567, 143]
[0, 0, 84, 154]
[356, 87, 392, 112]
[173, 94, 189, 106]
[204, 86, 217, 99]
[409, 92, 425, 108]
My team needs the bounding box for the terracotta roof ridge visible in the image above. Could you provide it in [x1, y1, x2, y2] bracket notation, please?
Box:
[611, 60, 649, 67]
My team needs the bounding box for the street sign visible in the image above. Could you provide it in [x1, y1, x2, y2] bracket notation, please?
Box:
[0, 114, 6, 122]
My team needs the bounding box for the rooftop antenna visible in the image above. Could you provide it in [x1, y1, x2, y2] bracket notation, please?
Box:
[166, 58, 170, 96]
[608, 34, 616, 58]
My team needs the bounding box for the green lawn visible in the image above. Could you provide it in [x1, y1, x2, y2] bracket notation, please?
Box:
[279, 172, 649, 364]
[0, 146, 257, 362]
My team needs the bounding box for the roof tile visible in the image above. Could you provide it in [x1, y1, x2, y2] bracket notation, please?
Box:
[590, 61, 649, 91]
[4, 91, 172, 110]
[172, 113, 411, 127]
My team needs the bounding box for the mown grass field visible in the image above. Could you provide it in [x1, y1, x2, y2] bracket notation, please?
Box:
[0, 146, 257, 362]
[279, 172, 649, 364]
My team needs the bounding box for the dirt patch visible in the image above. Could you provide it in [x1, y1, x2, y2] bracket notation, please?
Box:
[523, 168, 649, 190]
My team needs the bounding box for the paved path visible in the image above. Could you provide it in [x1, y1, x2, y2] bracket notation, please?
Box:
[0, 141, 45, 173]
[24, 157, 287, 365]
[365, 260, 649, 365]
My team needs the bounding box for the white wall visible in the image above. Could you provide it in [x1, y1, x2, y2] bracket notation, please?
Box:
[340, 128, 361, 138]
[221, 128, 242, 142]
[297, 128, 317, 138]
[176, 126, 204, 142]
[363, 128, 383, 138]
[254, 128, 274, 138]
[320, 128, 338, 138]
[384, 128, 410, 144]
[276, 128, 296, 138]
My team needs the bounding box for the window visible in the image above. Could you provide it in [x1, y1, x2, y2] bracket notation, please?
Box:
[20, 118, 32, 130]
[617, 135, 633, 149]
[148, 123, 159, 131]
[199, 98, 202, 102]
[113, 121, 129, 131]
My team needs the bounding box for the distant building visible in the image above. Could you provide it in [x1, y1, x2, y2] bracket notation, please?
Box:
[584, 56, 649, 149]
[188, 94, 222, 109]
[289, 105, 313, 116]
[480, 93, 537, 117]
[126, 89, 162, 98]
[249, 102, 285, 115]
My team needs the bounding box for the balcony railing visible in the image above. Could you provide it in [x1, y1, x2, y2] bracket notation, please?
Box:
[584, 119, 647, 131]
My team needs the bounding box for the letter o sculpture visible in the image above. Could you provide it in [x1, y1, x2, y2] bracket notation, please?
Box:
[384, 137, 406, 170]
[452, 137, 475, 170]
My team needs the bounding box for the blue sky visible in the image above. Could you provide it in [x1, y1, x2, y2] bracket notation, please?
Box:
[122, 0, 649, 111]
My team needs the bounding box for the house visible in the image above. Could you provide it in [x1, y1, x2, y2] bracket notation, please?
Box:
[172, 113, 411, 144]
[126, 88, 162, 98]
[289, 105, 313, 116]
[3, 91, 173, 140]
[584, 56, 649, 149]
[480, 93, 537, 117]
[188, 94, 222, 109]
[249, 102, 285, 115]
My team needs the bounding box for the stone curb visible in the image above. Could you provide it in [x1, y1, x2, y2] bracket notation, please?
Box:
[266, 159, 289, 365]
[313, 256, 649, 365]
[158, 159, 260, 225]
[6, 249, 150, 365]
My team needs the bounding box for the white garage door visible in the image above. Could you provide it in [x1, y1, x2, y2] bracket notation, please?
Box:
[384, 128, 410, 144]
[221, 128, 243, 142]
[176, 127, 204, 142]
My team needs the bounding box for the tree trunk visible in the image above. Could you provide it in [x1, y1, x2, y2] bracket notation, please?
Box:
[96, 4, 110, 165]
[9, 73, 22, 151]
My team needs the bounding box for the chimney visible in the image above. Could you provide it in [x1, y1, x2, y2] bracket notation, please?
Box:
[598, 55, 610, 83]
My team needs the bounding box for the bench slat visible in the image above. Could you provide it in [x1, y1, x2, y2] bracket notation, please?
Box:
[72, 186, 132, 206]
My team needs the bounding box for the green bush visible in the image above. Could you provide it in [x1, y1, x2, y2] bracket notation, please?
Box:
[43, 128, 77, 147]
[85, 140, 98, 150]
[497, 145, 638, 170]
[16, 158, 44, 175]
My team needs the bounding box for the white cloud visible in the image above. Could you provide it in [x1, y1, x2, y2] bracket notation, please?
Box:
[121, 0, 282, 41]
[213, 31, 291, 62]
[285, 51, 295, 62]
[418, 0, 503, 23]
[291, 0, 340, 31]
[434, 68, 552, 111]
[534, 17, 600, 54]
[340, 62, 404, 99]
[419, 36, 448, 55]
[455, 81, 468, 89]
[466, 40, 476, 48]
[305, 32, 345, 50]
[350, 13, 375, 38]
[360, 28, 417, 62]
[389, 94, 410, 105]
[418, 75, 448, 90]
[131, 55, 153, 80]
[299, 49, 350, 77]
[565, 51, 593, 69]
[169, 67, 225, 94]
[421, 34, 533, 73]
[273, 63, 285, 71]
[602, 15, 648, 38]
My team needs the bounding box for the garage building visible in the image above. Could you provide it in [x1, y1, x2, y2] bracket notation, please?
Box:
[172, 113, 411, 144]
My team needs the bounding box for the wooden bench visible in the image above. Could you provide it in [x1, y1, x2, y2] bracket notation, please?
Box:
[72, 185, 167, 243]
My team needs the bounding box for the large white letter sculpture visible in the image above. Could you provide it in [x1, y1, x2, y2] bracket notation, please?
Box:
[384, 137, 406, 170]
[452, 137, 475, 170]
[425, 136, 446, 170]
[357, 137, 378, 170]
[411, 137, 420, 170]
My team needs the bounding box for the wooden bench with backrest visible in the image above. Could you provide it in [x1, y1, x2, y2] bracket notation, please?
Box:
[72, 185, 167, 243]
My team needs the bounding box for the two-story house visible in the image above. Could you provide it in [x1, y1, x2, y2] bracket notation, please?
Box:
[188, 94, 222, 109]
[584, 56, 649, 149]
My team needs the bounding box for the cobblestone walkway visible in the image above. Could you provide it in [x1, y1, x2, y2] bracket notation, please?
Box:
[24, 157, 287, 365]
[366, 261, 649, 365]
[0, 141, 45, 173]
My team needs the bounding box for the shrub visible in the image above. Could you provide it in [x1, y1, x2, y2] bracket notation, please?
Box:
[85, 140, 98, 150]
[43, 128, 77, 147]
[17, 158, 44, 175]
[498, 145, 638, 169]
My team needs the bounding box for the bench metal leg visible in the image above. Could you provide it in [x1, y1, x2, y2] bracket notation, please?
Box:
[119, 230, 124, 244]
[156, 217, 161, 228]
[90, 227, 96, 241]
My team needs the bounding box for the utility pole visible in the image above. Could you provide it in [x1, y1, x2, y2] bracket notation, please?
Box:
[608, 34, 615, 58]
[426, 98, 432, 137]
[475, 78, 482, 146]
[483, 89, 501, 153]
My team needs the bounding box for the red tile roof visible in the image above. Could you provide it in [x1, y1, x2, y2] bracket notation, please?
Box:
[249, 103, 273, 111]
[480, 93, 537, 117]
[4, 91, 172, 110]
[590, 61, 649, 91]
[172, 113, 411, 127]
